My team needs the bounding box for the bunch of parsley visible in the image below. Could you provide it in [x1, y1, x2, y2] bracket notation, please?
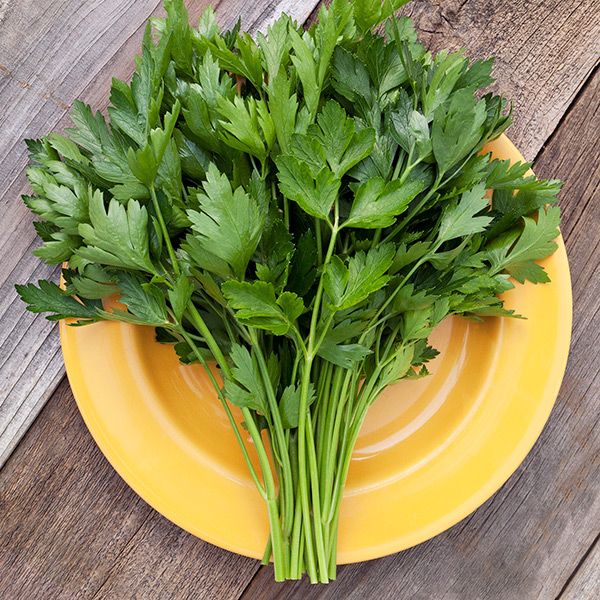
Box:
[17, 0, 561, 583]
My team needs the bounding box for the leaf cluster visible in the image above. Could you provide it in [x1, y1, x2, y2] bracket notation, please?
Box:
[18, 0, 561, 409]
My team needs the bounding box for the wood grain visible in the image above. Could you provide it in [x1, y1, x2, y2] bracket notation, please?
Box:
[239, 68, 600, 600]
[0, 379, 261, 599]
[561, 535, 600, 599]
[0, 0, 320, 468]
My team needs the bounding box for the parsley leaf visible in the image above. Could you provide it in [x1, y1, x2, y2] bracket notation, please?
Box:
[437, 183, 493, 243]
[325, 244, 395, 309]
[224, 344, 268, 413]
[222, 280, 304, 335]
[77, 191, 156, 273]
[345, 175, 427, 229]
[187, 164, 264, 279]
[487, 206, 560, 283]
[16, 280, 100, 323]
[276, 155, 340, 222]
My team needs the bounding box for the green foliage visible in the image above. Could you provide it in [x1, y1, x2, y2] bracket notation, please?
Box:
[222, 280, 304, 335]
[16, 280, 100, 324]
[17, 0, 562, 584]
[223, 344, 268, 413]
[186, 164, 265, 279]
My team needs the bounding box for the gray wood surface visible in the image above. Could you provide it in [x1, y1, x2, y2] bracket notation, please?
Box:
[1, 0, 599, 598]
[562, 536, 600, 600]
[0, 0, 319, 467]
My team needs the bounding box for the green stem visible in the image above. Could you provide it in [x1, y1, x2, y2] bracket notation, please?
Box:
[295, 358, 319, 583]
[306, 410, 329, 582]
[249, 330, 295, 540]
[283, 192, 290, 230]
[313, 313, 335, 356]
[179, 328, 265, 498]
[370, 228, 382, 250]
[315, 219, 323, 265]
[185, 304, 287, 579]
[187, 304, 231, 376]
[326, 390, 374, 527]
[309, 223, 339, 350]
[293, 216, 340, 581]
[244, 411, 287, 581]
[289, 439, 304, 579]
[328, 345, 403, 524]
[150, 185, 180, 277]
[321, 369, 353, 520]
[261, 537, 272, 565]
[316, 361, 334, 478]
[327, 521, 339, 580]
[317, 365, 345, 568]
[392, 147, 410, 181]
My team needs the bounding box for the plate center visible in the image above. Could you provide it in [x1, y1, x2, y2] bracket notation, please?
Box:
[134, 315, 501, 489]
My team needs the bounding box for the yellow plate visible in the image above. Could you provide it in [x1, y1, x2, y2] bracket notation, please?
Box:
[60, 135, 572, 564]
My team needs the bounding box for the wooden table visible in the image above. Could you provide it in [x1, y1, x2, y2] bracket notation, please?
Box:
[1, 1, 598, 597]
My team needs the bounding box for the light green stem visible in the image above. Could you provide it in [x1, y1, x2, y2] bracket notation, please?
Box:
[150, 185, 180, 277]
[179, 328, 265, 498]
[249, 330, 295, 541]
[185, 303, 287, 580]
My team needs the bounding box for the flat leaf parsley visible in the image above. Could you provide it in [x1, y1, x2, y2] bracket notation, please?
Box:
[17, 0, 562, 583]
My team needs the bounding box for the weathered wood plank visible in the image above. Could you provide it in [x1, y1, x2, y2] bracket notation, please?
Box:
[398, 0, 600, 160]
[561, 535, 600, 599]
[0, 379, 260, 599]
[0, 0, 319, 468]
[240, 68, 600, 600]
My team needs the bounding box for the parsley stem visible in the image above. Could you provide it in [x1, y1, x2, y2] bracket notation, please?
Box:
[289, 471, 304, 579]
[244, 410, 288, 581]
[326, 379, 380, 526]
[315, 219, 323, 265]
[179, 328, 266, 498]
[295, 358, 319, 582]
[320, 369, 353, 518]
[185, 303, 287, 578]
[292, 212, 340, 581]
[149, 185, 180, 277]
[313, 313, 335, 356]
[306, 409, 329, 581]
[261, 537, 272, 565]
[249, 330, 295, 538]
[315, 362, 333, 467]
[392, 147, 410, 181]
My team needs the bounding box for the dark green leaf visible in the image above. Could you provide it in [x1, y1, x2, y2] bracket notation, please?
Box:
[222, 280, 303, 336]
[16, 280, 100, 323]
[437, 183, 492, 243]
[224, 344, 267, 413]
[77, 191, 156, 273]
[345, 174, 427, 229]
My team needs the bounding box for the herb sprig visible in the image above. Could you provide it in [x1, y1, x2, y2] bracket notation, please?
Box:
[17, 0, 561, 583]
